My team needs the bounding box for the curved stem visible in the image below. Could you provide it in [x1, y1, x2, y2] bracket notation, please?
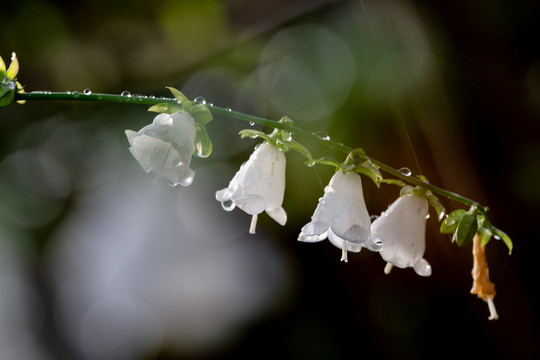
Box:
[15, 91, 485, 211]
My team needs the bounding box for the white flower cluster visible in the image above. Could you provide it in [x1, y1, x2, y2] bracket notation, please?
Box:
[127, 113, 432, 276]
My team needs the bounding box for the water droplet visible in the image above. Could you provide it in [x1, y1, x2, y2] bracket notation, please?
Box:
[154, 148, 159, 153]
[493, 234, 501, 240]
[370, 214, 379, 221]
[398, 167, 412, 176]
[194, 96, 206, 105]
[425, 214, 430, 219]
[149, 95, 155, 99]
[306, 161, 315, 167]
[221, 199, 236, 212]
[65, 91, 71, 94]
[249, 122, 255, 126]
[173, 159, 183, 167]
[314, 131, 330, 141]
[121, 91, 131, 97]
[225, 107, 232, 112]
[72, 91, 80, 98]
[97, 95, 103, 100]
[83, 88, 92, 95]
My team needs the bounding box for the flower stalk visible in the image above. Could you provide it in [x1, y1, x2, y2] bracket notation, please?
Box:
[14, 91, 486, 213]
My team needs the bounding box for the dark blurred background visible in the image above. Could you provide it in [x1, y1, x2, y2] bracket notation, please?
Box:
[1, 0, 539, 359]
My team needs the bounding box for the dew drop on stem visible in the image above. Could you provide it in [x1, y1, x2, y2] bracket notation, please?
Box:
[194, 96, 206, 105]
[398, 167, 412, 176]
[121, 90, 131, 97]
[83, 88, 92, 95]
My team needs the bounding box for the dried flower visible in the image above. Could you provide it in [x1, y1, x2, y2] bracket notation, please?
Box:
[471, 233, 498, 320]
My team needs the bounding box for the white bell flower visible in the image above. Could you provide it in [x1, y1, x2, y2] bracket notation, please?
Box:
[371, 194, 432, 276]
[216, 142, 287, 234]
[298, 170, 382, 262]
[125, 110, 197, 186]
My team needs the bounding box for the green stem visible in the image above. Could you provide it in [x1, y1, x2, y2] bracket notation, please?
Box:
[15, 91, 484, 212]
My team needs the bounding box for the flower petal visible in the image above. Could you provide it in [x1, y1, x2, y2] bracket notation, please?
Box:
[372, 194, 429, 271]
[328, 229, 363, 252]
[6, 52, 19, 79]
[267, 207, 287, 226]
[298, 221, 329, 242]
[234, 194, 266, 215]
[413, 258, 431, 277]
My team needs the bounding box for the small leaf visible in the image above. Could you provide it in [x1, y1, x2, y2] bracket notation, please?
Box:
[426, 193, 446, 221]
[289, 140, 313, 162]
[478, 226, 493, 247]
[194, 125, 212, 158]
[400, 185, 415, 197]
[453, 212, 478, 246]
[311, 156, 340, 168]
[492, 227, 513, 254]
[350, 148, 367, 160]
[440, 209, 466, 234]
[381, 178, 406, 187]
[190, 104, 213, 125]
[148, 102, 182, 114]
[239, 129, 274, 145]
[353, 161, 382, 187]
[166, 86, 191, 111]
[0, 84, 15, 108]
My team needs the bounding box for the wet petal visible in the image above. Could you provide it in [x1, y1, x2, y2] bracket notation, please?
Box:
[298, 221, 329, 242]
[267, 207, 287, 226]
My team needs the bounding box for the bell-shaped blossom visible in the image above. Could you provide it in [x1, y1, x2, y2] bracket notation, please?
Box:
[216, 142, 287, 234]
[298, 170, 382, 262]
[125, 110, 197, 186]
[371, 194, 432, 276]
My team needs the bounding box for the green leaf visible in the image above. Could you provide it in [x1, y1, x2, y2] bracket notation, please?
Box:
[311, 156, 340, 168]
[239, 129, 274, 145]
[453, 212, 478, 246]
[426, 193, 446, 221]
[492, 227, 513, 254]
[194, 125, 212, 158]
[288, 140, 313, 162]
[381, 178, 406, 187]
[190, 104, 213, 125]
[0, 84, 15, 108]
[148, 102, 182, 114]
[440, 209, 466, 234]
[166, 86, 191, 111]
[400, 185, 415, 197]
[478, 226, 493, 247]
[353, 160, 382, 187]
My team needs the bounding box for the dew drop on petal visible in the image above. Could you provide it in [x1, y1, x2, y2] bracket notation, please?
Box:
[221, 199, 236, 212]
